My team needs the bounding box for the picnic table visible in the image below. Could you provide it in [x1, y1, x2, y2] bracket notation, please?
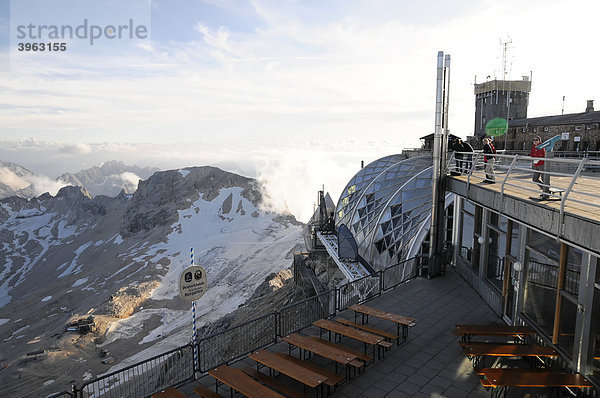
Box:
[454, 324, 536, 342]
[313, 319, 392, 359]
[249, 349, 327, 395]
[480, 368, 593, 397]
[282, 333, 363, 378]
[462, 343, 558, 369]
[208, 365, 284, 398]
[348, 304, 415, 342]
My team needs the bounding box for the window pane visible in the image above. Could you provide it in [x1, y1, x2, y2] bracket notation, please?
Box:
[486, 228, 505, 291]
[510, 223, 520, 258]
[558, 295, 577, 357]
[460, 212, 474, 262]
[524, 249, 558, 337]
[529, 230, 561, 264]
[590, 285, 600, 379]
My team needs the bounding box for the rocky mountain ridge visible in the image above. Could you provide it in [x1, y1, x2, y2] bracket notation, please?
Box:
[0, 166, 303, 398]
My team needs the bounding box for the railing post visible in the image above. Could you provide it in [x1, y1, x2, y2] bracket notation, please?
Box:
[558, 158, 587, 239]
[467, 152, 481, 190]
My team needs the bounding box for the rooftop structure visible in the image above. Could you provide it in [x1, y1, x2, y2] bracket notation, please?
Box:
[474, 76, 532, 138]
[334, 156, 440, 271]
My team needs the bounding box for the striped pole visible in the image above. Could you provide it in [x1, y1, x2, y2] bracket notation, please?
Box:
[191, 247, 198, 375]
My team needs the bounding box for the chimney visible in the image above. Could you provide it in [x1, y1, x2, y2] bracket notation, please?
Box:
[586, 100, 594, 113]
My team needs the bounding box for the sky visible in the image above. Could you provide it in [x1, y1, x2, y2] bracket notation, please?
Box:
[1, 0, 599, 220]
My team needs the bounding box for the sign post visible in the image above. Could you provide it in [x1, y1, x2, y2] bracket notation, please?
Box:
[179, 248, 207, 376]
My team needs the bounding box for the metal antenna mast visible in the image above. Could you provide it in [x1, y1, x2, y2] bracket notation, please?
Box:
[500, 37, 513, 149]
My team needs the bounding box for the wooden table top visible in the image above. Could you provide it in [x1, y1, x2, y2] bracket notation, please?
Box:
[454, 324, 536, 336]
[314, 319, 384, 345]
[282, 334, 358, 365]
[349, 304, 416, 326]
[482, 369, 593, 388]
[463, 343, 558, 357]
[208, 365, 284, 398]
[249, 350, 326, 388]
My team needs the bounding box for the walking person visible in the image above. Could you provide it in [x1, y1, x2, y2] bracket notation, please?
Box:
[530, 136, 550, 199]
[482, 137, 496, 183]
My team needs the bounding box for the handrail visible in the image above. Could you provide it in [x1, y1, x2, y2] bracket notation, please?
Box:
[448, 151, 600, 241]
[67, 256, 421, 397]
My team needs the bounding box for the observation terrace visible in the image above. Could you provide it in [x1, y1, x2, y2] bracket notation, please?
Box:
[447, 152, 600, 255]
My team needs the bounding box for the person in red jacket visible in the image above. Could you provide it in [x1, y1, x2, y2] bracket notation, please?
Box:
[530, 136, 549, 198]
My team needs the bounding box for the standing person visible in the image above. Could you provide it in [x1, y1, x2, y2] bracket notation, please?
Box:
[530, 136, 549, 199]
[482, 137, 496, 183]
[450, 138, 464, 174]
[461, 139, 474, 173]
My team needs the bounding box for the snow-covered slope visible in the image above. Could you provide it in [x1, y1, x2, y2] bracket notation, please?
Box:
[0, 160, 37, 199]
[58, 160, 159, 197]
[0, 166, 303, 397]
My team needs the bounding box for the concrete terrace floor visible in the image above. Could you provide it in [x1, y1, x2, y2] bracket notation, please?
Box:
[176, 268, 516, 398]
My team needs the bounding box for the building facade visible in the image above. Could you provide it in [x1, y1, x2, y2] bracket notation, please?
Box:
[474, 77, 532, 138]
[500, 100, 600, 152]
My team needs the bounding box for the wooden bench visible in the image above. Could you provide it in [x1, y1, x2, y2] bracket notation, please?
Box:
[242, 367, 307, 398]
[306, 336, 373, 364]
[348, 304, 415, 342]
[336, 317, 399, 345]
[481, 368, 594, 396]
[313, 319, 392, 359]
[192, 385, 224, 398]
[454, 324, 536, 342]
[273, 352, 345, 388]
[207, 365, 284, 398]
[151, 387, 187, 398]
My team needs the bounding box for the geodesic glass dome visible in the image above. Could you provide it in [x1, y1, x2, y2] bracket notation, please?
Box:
[334, 155, 434, 270]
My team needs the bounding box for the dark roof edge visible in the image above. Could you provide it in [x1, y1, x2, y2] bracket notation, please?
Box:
[509, 110, 600, 127]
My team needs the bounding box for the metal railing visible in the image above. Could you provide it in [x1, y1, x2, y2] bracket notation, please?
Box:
[527, 260, 580, 297]
[337, 275, 381, 311]
[80, 345, 194, 398]
[67, 256, 420, 397]
[197, 313, 277, 373]
[279, 290, 336, 337]
[448, 151, 600, 237]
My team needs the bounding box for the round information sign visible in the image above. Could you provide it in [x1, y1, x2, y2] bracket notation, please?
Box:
[179, 266, 207, 301]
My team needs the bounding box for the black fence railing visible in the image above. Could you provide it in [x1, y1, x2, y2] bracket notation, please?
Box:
[527, 260, 580, 296]
[79, 344, 194, 398]
[279, 290, 336, 337]
[382, 257, 419, 291]
[197, 312, 277, 373]
[66, 256, 420, 397]
[337, 275, 381, 311]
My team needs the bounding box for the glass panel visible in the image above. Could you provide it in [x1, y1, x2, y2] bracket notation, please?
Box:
[590, 276, 600, 379]
[499, 215, 508, 233]
[460, 212, 474, 262]
[510, 223, 520, 258]
[486, 228, 505, 291]
[463, 200, 475, 214]
[524, 248, 558, 337]
[565, 246, 582, 298]
[529, 229, 561, 264]
[558, 294, 577, 357]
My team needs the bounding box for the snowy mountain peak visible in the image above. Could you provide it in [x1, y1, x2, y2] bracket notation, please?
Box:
[0, 165, 304, 396]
